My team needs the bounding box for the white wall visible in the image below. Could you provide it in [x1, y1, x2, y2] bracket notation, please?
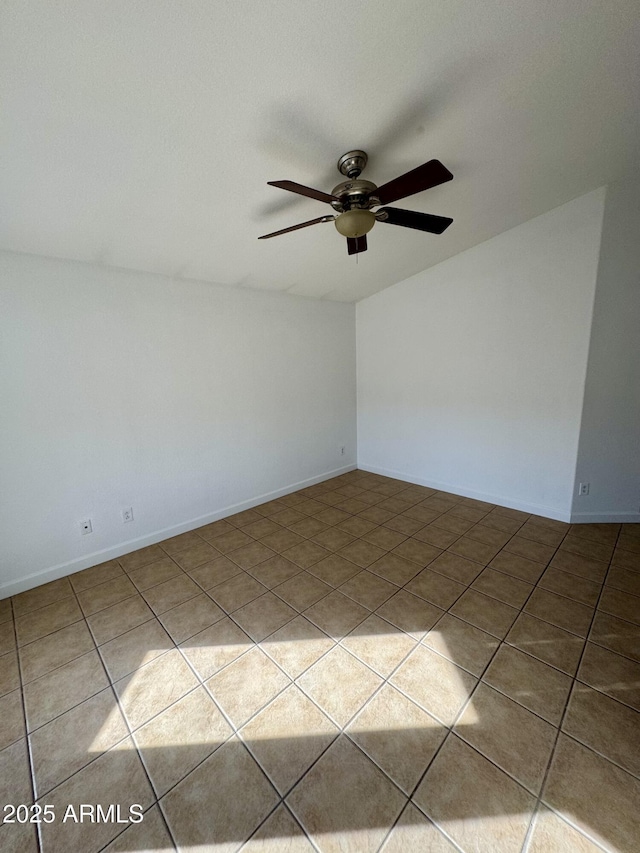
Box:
[357, 189, 606, 521]
[572, 175, 640, 522]
[0, 252, 356, 596]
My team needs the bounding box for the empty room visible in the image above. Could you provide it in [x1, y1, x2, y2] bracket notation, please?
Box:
[1, 2, 640, 852]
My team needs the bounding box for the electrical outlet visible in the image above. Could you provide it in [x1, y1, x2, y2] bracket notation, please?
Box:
[340, 446, 346, 456]
[80, 519, 92, 535]
[578, 482, 590, 496]
[122, 507, 134, 523]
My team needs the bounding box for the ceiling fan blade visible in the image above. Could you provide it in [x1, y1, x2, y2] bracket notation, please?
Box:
[258, 215, 334, 239]
[378, 207, 453, 234]
[347, 235, 368, 255]
[374, 160, 453, 206]
[267, 180, 338, 205]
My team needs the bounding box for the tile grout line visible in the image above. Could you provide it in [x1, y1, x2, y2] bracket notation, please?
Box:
[518, 522, 624, 853]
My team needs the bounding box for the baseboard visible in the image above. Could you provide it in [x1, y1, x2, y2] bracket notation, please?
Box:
[570, 511, 640, 524]
[357, 462, 572, 522]
[1, 464, 357, 599]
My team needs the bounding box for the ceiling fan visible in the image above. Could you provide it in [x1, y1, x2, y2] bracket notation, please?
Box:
[259, 150, 453, 255]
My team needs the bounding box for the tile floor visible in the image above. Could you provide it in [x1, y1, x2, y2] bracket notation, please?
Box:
[1, 470, 640, 852]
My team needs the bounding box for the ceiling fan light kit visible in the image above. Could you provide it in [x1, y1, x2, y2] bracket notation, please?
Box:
[259, 150, 454, 255]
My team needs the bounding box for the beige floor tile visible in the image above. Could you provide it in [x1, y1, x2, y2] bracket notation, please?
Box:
[550, 549, 608, 582]
[489, 551, 546, 584]
[141, 573, 200, 615]
[428, 552, 483, 585]
[261, 615, 334, 679]
[359, 506, 399, 525]
[506, 612, 585, 674]
[303, 590, 369, 639]
[563, 683, 640, 778]
[233, 591, 297, 642]
[519, 521, 564, 547]
[0, 650, 19, 697]
[0, 738, 32, 809]
[242, 684, 338, 794]
[578, 641, 640, 710]
[15, 596, 83, 646]
[450, 589, 519, 639]
[348, 683, 445, 794]
[135, 686, 232, 796]
[456, 682, 556, 792]
[341, 614, 416, 677]
[87, 594, 154, 645]
[362, 526, 408, 552]
[160, 736, 278, 851]
[196, 519, 236, 541]
[100, 619, 173, 682]
[307, 554, 361, 587]
[0, 690, 24, 750]
[189, 555, 242, 589]
[525, 588, 594, 637]
[271, 509, 306, 528]
[260, 530, 306, 554]
[23, 649, 108, 731]
[38, 738, 154, 853]
[503, 535, 555, 565]
[528, 806, 603, 853]
[311, 527, 356, 552]
[422, 613, 500, 676]
[180, 616, 253, 680]
[606, 565, 640, 596]
[118, 544, 166, 571]
[471, 567, 533, 608]
[114, 648, 198, 730]
[589, 610, 640, 662]
[31, 687, 128, 796]
[538, 567, 601, 606]
[230, 541, 278, 570]
[431, 513, 475, 535]
[384, 515, 425, 536]
[229, 508, 266, 528]
[19, 619, 95, 683]
[466, 524, 512, 548]
[338, 570, 397, 611]
[282, 541, 331, 570]
[273, 572, 333, 612]
[414, 733, 535, 853]
[12, 577, 73, 617]
[449, 504, 489, 523]
[291, 518, 330, 540]
[338, 539, 387, 569]
[242, 804, 315, 852]
[77, 576, 137, 617]
[482, 513, 524, 534]
[618, 533, 640, 554]
[210, 572, 268, 613]
[101, 804, 174, 852]
[598, 587, 640, 626]
[391, 644, 477, 725]
[207, 646, 290, 728]
[287, 735, 406, 853]
[315, 507, 352, 526]
[248, 555, 302, 588]
[158, 592, 225, 644]
[127, 556, 182, 591]
[0, 598, 12, 625]
[375, 589, 443, 639]
[380, 804, 459, 853]
[571, 523, 619, 545]
[561, 534, 613, 563]
[447, 536, 500, 566]
[612, 547, 640, 572]
[297, 645, 382, 727]
[405, 569, 466, 610]
[483, 643, 571, 724]
[159, 530, 205, 555]
[337, 517, 379, 538]
[389, 538, 441, 567]
[413, 525, 461, 551]
[543, 733, 640, 853]
[367, 552, 421, 586]
[172, 540, 224, 571]
[0, 821, 38, 853]
[213, 529, 255, 554]
[243, 518, 283, 540]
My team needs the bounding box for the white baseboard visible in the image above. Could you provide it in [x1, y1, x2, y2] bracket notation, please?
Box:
[570, 511, 640, 524]
[1, 464, 357, 599]
[357, 463, 572, 522]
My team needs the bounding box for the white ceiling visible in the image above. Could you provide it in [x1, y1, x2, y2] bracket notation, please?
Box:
[1, 1, 639, 302]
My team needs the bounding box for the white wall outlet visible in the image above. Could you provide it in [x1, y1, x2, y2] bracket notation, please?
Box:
[122, 507, 134, 523]
[578, 482, 590, 496]
[340, 446, 346, 456]
[80, 519, 92, 535]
